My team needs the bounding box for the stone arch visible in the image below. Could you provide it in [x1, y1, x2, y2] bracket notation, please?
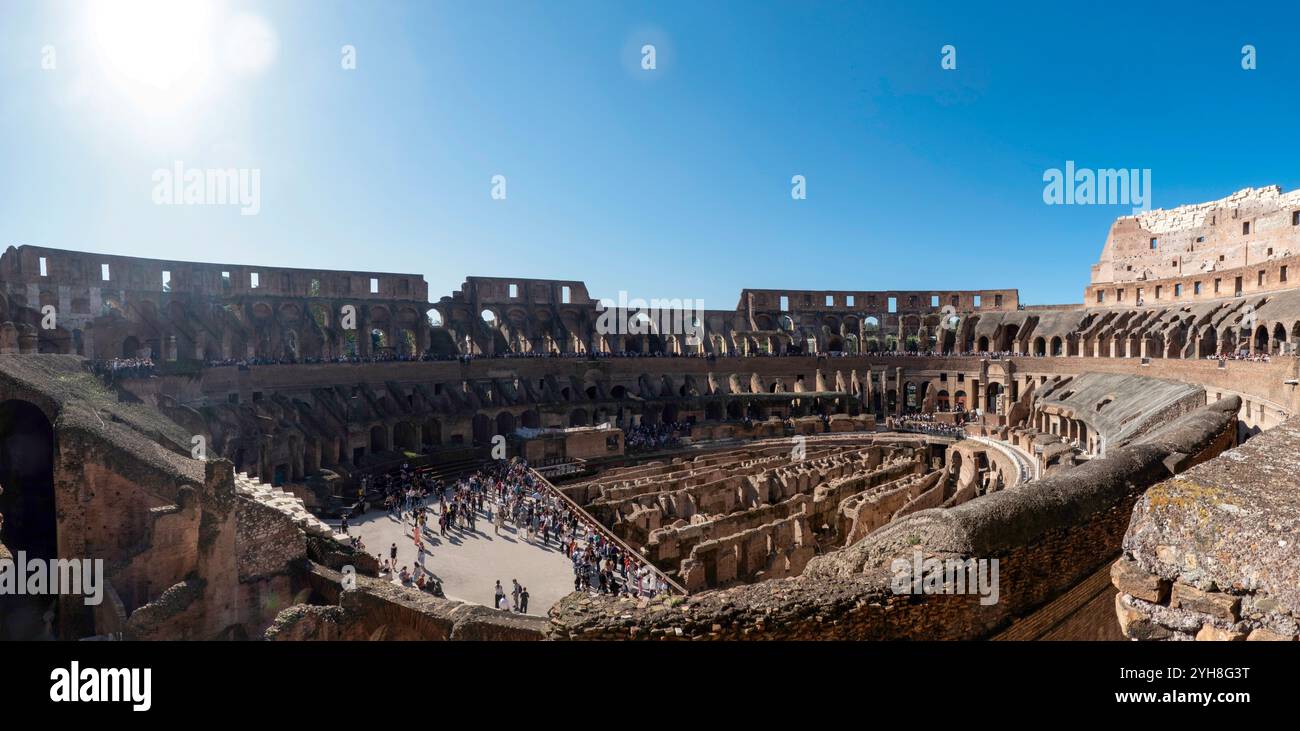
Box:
[422, 418, 442, 447]
[393, 421, 417, 451]
[999, 324, 1020, 352]
[472, 413, 493, 444]
[520, 410, 541, 429]
[568, 408, 590, 427]
[1198, 327, 1217, 357]
[0, 399, 57, 559]
[496, 411, 517, 436]
[0, 399, 57, 639]
[369, 424, 388, 453]
[986, 382, 1003, 412]
[1254, 324, 1269, 353]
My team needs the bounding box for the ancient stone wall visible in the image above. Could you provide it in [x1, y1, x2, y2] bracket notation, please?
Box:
[1113, 417, 1300, 641]
[1090, 186, 1300, 296]
[547, 397, 1239, 640]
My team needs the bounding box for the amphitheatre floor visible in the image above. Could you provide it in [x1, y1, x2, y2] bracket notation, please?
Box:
[329, 501, 578, 617]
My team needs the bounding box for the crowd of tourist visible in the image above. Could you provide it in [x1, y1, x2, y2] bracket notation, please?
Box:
[86, 344, 1292, 382]
[206, 352, 437, 369]
[89, 357, 157, 382]
[624, 421, 692, 453]
[889, 411, 975, 438]
[345, 457, 674, 613]
[1207, 352, 1273, 363]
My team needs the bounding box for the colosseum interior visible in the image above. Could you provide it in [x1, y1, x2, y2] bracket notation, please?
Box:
[1, 185, 1299, 643]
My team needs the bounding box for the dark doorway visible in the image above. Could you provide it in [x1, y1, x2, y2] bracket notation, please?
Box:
[0, 399, 58, 640]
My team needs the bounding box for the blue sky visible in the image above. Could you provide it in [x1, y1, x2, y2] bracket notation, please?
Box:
[3, 0, 1300, 308]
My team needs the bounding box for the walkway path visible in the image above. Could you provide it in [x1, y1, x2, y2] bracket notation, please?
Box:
[329, 495, 577, 617]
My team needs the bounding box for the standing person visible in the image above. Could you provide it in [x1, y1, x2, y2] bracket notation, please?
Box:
[511, 579, 521, 610]
[519, 586, 529, 614]
[494, 580, 505, 609]
[389, 542, 398, 567]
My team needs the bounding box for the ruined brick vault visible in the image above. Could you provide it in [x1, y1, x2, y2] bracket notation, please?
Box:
[0, 184, 1298, 640]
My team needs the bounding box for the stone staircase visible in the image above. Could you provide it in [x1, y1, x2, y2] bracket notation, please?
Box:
[234, 473, 350, 544]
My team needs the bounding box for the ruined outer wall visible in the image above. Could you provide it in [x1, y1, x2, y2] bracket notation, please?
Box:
[1, 244, 428, 302]
[1090, 185, 1300, 298]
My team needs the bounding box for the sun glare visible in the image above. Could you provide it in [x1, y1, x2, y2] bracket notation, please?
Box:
[90, 0, 217, 91]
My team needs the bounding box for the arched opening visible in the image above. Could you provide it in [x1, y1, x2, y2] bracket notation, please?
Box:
[1033, 337, 1046, 357]
[369, 425, 388, 453]
[422, 419, 441, 447]
[705, 402, 723, 421]
[0, 400, 57, 640]
[472, 414, 493, 444]
[520, 410, 541, 429]
[1049, 336, 1063, 356]
[121, 336, 140, 359]
[1198, 328, 1217, 357]
[1000, 324, 1019, 352]
[568, 409, 589, 427]
[496, 411, 517, 436]
[393, 421, 417, 451]
[977, 335, 989, 353]
[986, 382, 1002, 413]
[662, 403, 679, 423]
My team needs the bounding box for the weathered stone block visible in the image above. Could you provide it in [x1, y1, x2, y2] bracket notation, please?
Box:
[1111, 557, 1169, 604]
[1195, 623, 1246, 641]
[1246, 627, 1296, 641]
[1171, 583, 1240, 621]
[1116, 594, 1174, 640]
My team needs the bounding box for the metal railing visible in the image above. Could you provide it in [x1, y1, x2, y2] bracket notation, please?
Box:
[528, 467, 688, 596]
